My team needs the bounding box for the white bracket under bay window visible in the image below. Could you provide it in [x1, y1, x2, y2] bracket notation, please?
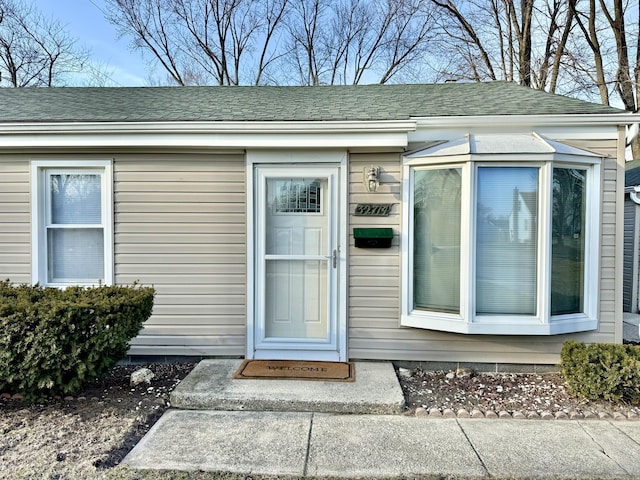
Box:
[31, 160, 113, 287]
[401, 133, 601, 335]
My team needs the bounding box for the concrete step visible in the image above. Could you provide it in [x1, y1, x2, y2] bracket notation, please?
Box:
[170, 359, 405, 414]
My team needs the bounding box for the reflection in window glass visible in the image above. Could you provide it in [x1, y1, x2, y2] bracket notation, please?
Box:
[50, 174, 101, 224]
[413, 168, 462, 313]
[48, 228, 104, 282]
[476, 167, 538, 315]
[273, 180, 321, 213]
[551, 168, 586, 315]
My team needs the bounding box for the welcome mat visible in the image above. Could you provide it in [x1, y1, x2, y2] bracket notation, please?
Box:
[233, 360, 355, 382]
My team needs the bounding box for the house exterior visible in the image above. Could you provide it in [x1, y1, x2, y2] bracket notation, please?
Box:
[624, 165, 640, 313]
[0, 82, 635, 368]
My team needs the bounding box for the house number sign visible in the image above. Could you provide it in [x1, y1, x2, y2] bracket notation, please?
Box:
[354, 203, 392, 216]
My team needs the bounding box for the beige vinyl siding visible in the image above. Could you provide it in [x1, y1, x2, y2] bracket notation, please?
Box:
[0, 159, 30, 284]
[568, 137, 621, 344]
[348, 137, 622, 365]
[348, 153, 402, 359]
[114, 154, 246, 357]
[594, 156, 617, 340]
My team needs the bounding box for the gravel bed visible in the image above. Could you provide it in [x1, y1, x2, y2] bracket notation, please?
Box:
[397, 366, 640, 420]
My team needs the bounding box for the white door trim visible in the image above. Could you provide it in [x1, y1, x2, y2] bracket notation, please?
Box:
[246, 150, 348, 361]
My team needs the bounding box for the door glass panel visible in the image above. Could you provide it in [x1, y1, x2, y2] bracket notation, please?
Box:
[266, 178, 327, 255]
[265, 260, 328, 338]
[263, 176, 330, 342]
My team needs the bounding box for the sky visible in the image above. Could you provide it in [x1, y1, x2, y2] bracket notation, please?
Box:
[36, 0, 148, 86]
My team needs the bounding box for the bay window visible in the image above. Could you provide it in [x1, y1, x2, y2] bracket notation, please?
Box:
[402, 134, 600, 335]
[32, 160, 113, 287]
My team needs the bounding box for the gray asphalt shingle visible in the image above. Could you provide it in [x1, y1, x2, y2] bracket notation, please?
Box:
[0, 82, 624, 123]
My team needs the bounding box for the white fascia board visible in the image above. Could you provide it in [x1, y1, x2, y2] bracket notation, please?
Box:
[414, 114, 639, 128]
[0, 120, 415, 149]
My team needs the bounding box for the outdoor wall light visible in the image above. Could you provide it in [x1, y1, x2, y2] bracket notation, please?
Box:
[364, 165, 381, 192]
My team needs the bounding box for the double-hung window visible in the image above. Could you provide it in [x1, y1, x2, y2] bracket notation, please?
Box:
[32, 160, 113, 286]
[402, 134, 601, 335]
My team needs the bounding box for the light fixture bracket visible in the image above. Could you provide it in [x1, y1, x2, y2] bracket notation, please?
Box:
[364, 165, 380, 192]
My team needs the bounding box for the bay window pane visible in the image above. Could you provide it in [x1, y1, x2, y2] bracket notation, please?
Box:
[413, 168, 461, 313]
[476, 168, 538, 315]
[51, 174, 102, 224]
[48, 228, 104, 282]
[551, 168, 586, 315]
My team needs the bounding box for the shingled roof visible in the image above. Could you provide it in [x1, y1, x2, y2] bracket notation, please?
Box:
[0, 81, 624, 123]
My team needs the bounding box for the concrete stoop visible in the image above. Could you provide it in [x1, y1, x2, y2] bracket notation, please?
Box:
[170, 359, 405, 415]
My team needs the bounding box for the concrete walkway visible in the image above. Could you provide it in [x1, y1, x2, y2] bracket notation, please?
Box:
[123, 360, 640, 479]
[124, 411, 640, 478]
[624, 312, 640, 343]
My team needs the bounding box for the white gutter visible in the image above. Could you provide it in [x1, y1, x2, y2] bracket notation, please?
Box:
[0, 119, 417, 135]
[0, 120, 416, 149]
[414, 114, 639, 128]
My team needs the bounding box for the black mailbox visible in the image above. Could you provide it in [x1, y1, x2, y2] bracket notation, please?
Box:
[353, 228, 393, 248]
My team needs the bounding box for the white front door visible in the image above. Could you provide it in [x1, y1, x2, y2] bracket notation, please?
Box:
[253, 165, 341, 360]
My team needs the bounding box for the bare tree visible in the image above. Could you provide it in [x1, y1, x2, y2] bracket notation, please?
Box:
[105, 0, 186, 85]
[430, 0, 579, 92]
[105, 0, 289, 85]
[284, 0, 437, 85]
[569, 0, 610, 104]
[569, 0, 639, 157]
[286, 0, 326, 85]
[600, 0, 636, 112]
[105, 0, 437, 85]
[508, 0, 534, 87]
[376, 0, 436, 84]
[429, 0, 498, 81]
[531, 0, 575, 93]
[0, 0, 89, 87]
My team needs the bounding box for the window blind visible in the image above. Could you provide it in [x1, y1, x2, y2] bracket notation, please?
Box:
[476, 167, 538, 315]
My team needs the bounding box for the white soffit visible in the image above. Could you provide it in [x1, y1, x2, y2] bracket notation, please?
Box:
[405, 132, 602, 159]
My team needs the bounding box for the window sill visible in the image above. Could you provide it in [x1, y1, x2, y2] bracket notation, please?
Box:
[401, 313, 598, 335]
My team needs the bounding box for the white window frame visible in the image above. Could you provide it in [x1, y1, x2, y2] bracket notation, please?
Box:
[31, 160, 114, 287]
[402, 156, 600, 335]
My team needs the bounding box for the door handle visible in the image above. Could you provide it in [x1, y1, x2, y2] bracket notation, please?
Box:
[331, 249, 337, 269]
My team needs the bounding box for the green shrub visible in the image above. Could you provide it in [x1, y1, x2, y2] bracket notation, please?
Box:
[559, 341, 640, 403]
[0, 280, 154, 401]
